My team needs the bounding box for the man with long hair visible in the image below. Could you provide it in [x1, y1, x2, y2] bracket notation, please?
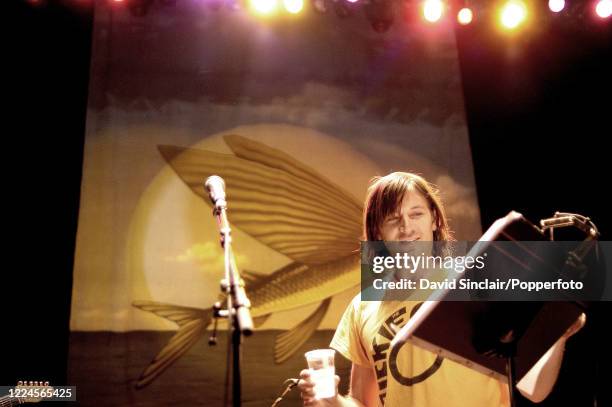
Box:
[298, 172, 584, 407]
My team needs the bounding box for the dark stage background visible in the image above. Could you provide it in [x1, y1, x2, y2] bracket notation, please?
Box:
[5, 0, 611, 406]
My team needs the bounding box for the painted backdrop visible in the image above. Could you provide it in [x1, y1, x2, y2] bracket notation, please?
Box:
[68, 1, 481, 405]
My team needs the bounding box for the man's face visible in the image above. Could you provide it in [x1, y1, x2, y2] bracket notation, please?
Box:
[377, 190, 436, 242]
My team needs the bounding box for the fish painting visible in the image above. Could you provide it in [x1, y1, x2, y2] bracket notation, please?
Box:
[133, 134, 363, 388]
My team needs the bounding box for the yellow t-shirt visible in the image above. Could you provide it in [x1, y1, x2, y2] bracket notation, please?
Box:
[330, 295, 510, 407]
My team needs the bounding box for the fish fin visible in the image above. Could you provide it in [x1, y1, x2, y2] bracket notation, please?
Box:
[134, 317, 209, 389]
[132, 301, 212, 387]
[274, 298, 332, 364]
[241, 269, 268, 287]
[132, 300, 209, 327]
[157, 142, 361, 265]
[223, 134, 360, 216]
[253, 314, 271, 328]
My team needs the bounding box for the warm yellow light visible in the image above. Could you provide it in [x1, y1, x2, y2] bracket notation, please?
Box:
[457, 7, 473, 25]
[423, 0, 444, 23]
[596, 0, 612, 18]
[283, 0, 303, 13]
[548, 0, 565, 13]
[251, 0, 278, 14]
[500, 0, 527, 29]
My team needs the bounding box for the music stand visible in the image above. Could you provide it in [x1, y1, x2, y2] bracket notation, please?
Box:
[390, 211, 587, 407]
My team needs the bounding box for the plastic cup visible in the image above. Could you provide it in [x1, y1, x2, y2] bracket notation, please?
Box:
[304, 349, 336, 399]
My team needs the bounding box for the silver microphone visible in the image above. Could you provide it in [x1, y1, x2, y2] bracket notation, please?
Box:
[205, 175, 226, 206]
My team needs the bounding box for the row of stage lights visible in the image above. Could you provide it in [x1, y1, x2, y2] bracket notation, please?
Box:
[26, 0, 612, 31]
[245, 0, 611, 25]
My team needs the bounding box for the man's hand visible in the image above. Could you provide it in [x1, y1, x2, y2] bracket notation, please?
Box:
[562, 312, 586, 340]
[516, 312, 587, 402]
[298, 369, 340, 406]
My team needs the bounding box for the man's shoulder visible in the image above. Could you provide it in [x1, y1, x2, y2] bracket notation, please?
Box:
[348, 292, 379, 309]
[347, 294, 426, 324]
[348, 294, 403, 317]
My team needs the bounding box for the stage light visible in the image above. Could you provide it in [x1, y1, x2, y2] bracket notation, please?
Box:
[595, 0, 612, 18]
[500, 0, 527, 29]
[548, 0, 565, 13]
[284, 0, 303, 13]
[457, 7, 473, 25]
[423, 0, 444, 23]
[251, 0, 278, 14]
[346, 0, 359, 3]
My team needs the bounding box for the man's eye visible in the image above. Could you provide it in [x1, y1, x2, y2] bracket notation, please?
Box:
[410, 213, 424, 218]
[386, 217, 400, 223]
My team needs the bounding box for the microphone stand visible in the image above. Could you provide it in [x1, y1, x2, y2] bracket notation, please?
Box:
[206, 176, 254, 407]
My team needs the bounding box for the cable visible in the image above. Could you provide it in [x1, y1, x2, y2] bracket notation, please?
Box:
[270, 378, 300, 407]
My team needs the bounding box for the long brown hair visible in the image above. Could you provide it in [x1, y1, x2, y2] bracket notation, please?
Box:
[363, 172, 453, 242]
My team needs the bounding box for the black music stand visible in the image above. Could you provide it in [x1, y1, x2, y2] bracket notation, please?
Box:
[390, 211, 591, 407]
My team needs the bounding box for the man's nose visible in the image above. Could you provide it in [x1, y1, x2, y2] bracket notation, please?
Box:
[399, 218, 416, 235]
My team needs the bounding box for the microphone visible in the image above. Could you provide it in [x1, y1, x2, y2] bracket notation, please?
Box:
[204, 175, 254, 336]
[540, 216, 575, 228]
[205, 175, 226, 207]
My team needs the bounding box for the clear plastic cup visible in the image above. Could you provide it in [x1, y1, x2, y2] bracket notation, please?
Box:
[304, 349, 336, 399]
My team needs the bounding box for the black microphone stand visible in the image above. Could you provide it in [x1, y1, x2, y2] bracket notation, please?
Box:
[206, 176, 254, 407]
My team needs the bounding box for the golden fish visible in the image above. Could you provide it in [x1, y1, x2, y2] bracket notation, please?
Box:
[133, 135, 363, 388]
